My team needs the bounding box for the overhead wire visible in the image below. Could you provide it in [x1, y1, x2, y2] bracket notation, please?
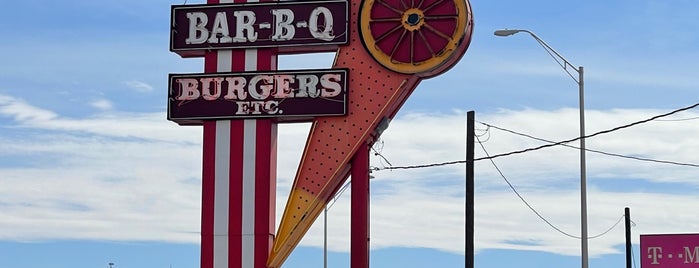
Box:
[371, 101, 699, 171]
[476, 101, 699, 162]
[475, 125, 491, 142]
[477, 134, 625, 240]
[370, 139, 393, 168]
[655, 116, 699, 122]
[366, 103, 696, 241]
[588, 214, 625, 239]
[476, 134, 579, 239]
[482, 122, 699, 168]
[367, 104, 697, 241]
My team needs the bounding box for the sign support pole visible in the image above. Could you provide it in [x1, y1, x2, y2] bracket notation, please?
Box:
[200, 1, 278, 268]
[351, 142, 370, 268]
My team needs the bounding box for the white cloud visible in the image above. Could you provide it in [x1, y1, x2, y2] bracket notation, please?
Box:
[0, 95, 57, 122]
[295, 107, 699, 257]
[0, 93, 198, 143]
[90, 99, 114, 111]
[124, 80, 155, 92]
[0, 96, 697, 259]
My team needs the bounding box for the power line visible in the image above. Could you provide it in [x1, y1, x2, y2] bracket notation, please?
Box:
[477, 134, 624, 240]
[655, 116, 699, 122]
[476, 101, 699, 161]
[482, 122, 699, 168]
[589, 214, 625, 239]
[370, 140, 393, 168]
[477, 134, 578, 239]
[370, 159, 465, 171]
[371, 101, 699, 171]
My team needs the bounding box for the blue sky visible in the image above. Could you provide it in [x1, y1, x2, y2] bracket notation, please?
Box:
[1, 0, 698, 268]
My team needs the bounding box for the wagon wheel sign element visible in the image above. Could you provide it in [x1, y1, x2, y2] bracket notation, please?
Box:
[360, 0, 471, 76]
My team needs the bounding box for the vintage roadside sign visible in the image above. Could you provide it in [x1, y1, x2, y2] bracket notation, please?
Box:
[170, 0, 349, 57]
[167, 0, 474, 266]
[168, 68, 348, 124]
[641, 233, 699, 267]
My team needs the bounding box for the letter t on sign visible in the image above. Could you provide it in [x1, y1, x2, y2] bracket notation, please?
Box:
[648, 247, 662, 265]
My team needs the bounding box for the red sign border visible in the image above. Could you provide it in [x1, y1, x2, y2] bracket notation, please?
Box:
[170, 0, 349, 57]
[167, 68, 349, 125]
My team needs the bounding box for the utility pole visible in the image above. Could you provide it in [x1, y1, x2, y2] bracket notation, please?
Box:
[466, 111, 475, 268]
[625, 207, 632, 268]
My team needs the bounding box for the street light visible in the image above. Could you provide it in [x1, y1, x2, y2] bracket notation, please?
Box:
[494, 29, 588, 268]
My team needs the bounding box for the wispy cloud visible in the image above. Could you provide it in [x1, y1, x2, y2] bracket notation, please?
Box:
[0, 95, 57, 122]
[124, 80, 154, 92]
[90, 99, 114, 111]
[0, 93, 197, 143]
[0, 95, 697, 257]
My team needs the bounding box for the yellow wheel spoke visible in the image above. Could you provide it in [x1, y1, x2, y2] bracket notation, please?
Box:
[416, 0, 426, 9]
[370, 17, 403, 23]
[423, 23, 452, 43]
[399, 0, 409, 10]
[416, 30, 436, 58]
[410, 30, 416, 64]
[389, 29, 409, 61]
[373, 23, 405, 43]
[422, 0, 447, 14]
[424, 15, 459, 21]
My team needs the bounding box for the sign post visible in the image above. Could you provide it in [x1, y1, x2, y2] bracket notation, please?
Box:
[351, 143, 370, 268]
[197, 1, 279, 268]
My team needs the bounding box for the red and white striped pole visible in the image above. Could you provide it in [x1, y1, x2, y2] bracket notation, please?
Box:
[200, 0, 278, 267]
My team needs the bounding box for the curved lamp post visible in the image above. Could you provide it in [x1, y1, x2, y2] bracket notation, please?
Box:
[494, 29, 588, 268]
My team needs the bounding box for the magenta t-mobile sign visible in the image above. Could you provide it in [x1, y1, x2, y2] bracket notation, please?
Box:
[641, 234, 699, 267]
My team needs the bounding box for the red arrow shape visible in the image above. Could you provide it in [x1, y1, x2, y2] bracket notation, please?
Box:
[269, 0, 473, 266]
